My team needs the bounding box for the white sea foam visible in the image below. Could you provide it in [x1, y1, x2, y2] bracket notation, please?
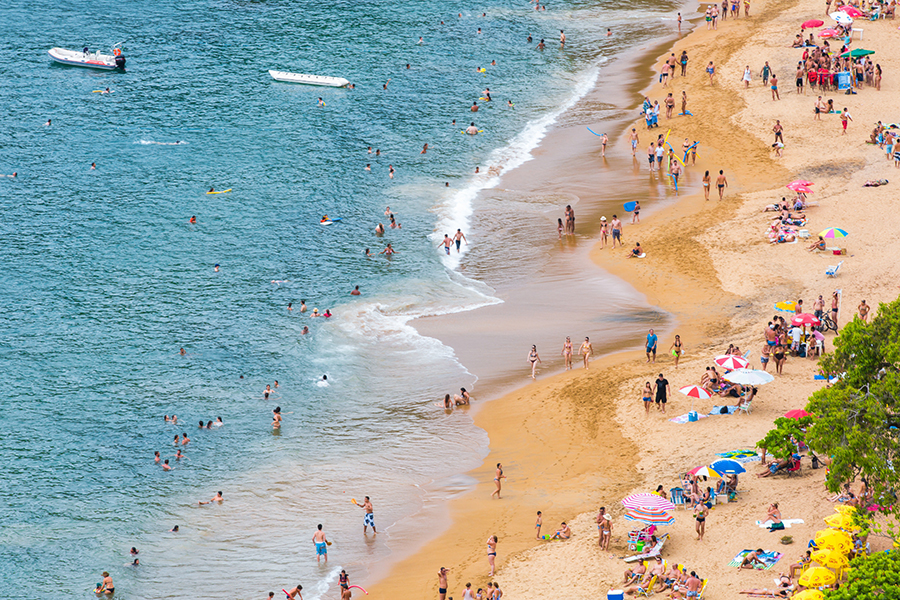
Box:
[134, 139, 188, 145]
[431, 58, 607, 272]
[306, 566, 342, 600]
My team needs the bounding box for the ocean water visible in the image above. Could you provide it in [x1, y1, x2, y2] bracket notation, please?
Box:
[0, 0, 679, 597]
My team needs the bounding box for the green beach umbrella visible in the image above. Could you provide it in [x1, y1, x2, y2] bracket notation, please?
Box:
[820, 227, 848, 239]
[840, 48, 875, 58]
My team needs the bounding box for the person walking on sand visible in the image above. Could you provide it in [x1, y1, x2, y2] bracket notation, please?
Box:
[611, 215, 623, 248]
[313, 524, 329, 563]
[702, 170, 711, 200]
[832, 290, 841, 327]
[773, 120, 783, 144]
[694, 503, 708, 540]
[562, 336, 573, 370]
[527, 345, 541, 379]
[742, 65, 752, 88]
[630, 128, 640, 156]
[491, 463, 506, 499]
[600, 512, 612, 550]
[599, 216, 609, 248]
[581, 337, 594, 368]
[642, 381, 653, 414]
[716, 170, 728, 200]
[632, 200, 641, 223]
[653, 373, 670, 413]
[706, 61, 715, 85]
[357, 495, 377, 534]
[841, 108, 852, 135]
[814, 96, 825, 121]
[670, 335, 683, 367]
[438, 567, 449, 600]
[858, 299, 870, 322]
[486, 535, 498, 576]
[646, 329, 658, 363]
[770, 73, 780, 100]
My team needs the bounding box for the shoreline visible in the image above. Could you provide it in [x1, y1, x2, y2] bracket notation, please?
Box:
[368, 0, 900, 595]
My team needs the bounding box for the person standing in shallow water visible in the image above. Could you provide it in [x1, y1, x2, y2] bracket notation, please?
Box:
[527, 345, 541, 379]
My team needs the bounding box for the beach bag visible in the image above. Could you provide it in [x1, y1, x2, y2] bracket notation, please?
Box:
[798, 343, 807, 358]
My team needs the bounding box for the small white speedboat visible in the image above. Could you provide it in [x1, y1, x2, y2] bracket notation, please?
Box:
[48, 47, 126, 71]
[268, 70, 349, 87]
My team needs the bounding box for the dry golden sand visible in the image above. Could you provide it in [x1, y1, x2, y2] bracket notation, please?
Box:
[366, 0, 900, 597]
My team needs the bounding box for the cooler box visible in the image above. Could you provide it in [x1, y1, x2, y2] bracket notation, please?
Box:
[608, 591, 624, 600]
[688, 411, 699, 422]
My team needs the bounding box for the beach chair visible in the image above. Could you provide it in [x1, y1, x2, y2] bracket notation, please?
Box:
[670, 487, 687, 509]
[738, 399, 752, 415]
[775, 457, 802, 477]
[624, 533, 669, 563]
[826, 260, 844, 277]
[697, 579, 710, 599]
[636, 575, 657, 597]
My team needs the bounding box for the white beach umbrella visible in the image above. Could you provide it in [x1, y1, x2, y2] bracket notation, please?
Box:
[829, 11, 853, 24]
[723, 368, 775, 386]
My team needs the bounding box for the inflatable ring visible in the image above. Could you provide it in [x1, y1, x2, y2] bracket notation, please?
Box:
[114, 48, 121, 56]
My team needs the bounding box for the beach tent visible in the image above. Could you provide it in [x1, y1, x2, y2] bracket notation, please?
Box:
[840, 48, 875, 58]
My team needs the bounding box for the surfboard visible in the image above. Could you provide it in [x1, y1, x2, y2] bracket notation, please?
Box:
[206, 189, 232, 194]
[623, 201, 637, 212]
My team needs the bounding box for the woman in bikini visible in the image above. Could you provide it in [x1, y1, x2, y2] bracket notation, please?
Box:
[561, 337, 573, 370]
[642, 381, 653, 415]
[702, 170, 710, 200]
[599, 216, 609, 248]
[774, 344, 786, 375]
[669, 335, 684, 367]
[528, 345, 541, 379]
[491, 463, 506, 499]
[486, 535, 498, 576]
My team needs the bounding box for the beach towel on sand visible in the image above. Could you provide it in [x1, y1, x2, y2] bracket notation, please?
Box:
[756, 519, 804, 529]
[709, 405, 739, 415]
[728, 550, 783, 569]
[669, 413, 709, 424]
[716, 450, 761, 463]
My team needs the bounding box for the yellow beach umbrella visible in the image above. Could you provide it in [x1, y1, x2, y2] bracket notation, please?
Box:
[798, 566, 837, 587]
[834, 505, 856, 515]
[816, 528, 852, 544]
[824, 513, 858, 530]
[811, 548, 849, 569]
[793, 591, 825, 600]
[817, 535, 853, 554]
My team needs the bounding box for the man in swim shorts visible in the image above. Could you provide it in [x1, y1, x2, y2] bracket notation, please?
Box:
[610, 214, 623, 248]
[630, 128, 639, 156]
[453, 229, 467, 252]
[653, 373, 670, 413]
[358, 496, 377, 534]
[438, 567, 449, 600]
[313, 524, 329, 563]
[440, 234, 453, 254]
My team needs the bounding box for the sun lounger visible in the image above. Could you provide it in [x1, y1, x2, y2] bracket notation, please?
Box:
[624, 533, 669, 562]
[826, 260, 844, 277]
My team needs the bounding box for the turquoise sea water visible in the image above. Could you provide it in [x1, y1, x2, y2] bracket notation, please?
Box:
[0, 0, 679, 597]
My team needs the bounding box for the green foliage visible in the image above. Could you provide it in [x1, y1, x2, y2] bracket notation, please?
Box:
[756, 416, 814, 460]
[824, 551, 900, 600]
[797, 297, 900, 542]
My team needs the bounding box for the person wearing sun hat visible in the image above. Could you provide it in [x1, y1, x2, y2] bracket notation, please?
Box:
[599, 216, 609, 249]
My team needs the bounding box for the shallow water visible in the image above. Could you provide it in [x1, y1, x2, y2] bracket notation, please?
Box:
[0, 0, 678, 597]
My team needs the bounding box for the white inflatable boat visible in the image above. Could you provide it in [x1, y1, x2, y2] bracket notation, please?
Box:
[268, 70, 349, 87]
[48, 46, 126, 70]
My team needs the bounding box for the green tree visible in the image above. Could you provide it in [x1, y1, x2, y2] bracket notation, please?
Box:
[824, 550, 900, 599]
[756, 416, 814, 460]
[798, 297, 900, 540]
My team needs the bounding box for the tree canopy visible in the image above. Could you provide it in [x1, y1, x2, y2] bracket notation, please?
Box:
[824, 550, 900, 599]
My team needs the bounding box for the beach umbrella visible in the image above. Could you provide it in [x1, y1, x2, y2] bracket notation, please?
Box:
[824, 513, 858, 530]
[784, 409, 811, 419]
[820, 227, 849, 239]
[679, 385, 712, 399]
[622, 493, 676, 512]
[786, 181, 814, 192]
[830, 11, 853, 24]
[788, 179, 814, 186]
[688, 465, 721, 478]
[792, 313, 821, 327]
[818, 28, 841, 37]
[812, 548, 849, 568]
[841, 48, 875, 58]
[624, 507, 676, 526]
[798, 567, 837, 587]
[834, 505, 857, 515]
[774, 300, 797, 312]
[709, 459, 747, 474]
[839, 5, 864, 17]
[816, 529, 853, 553]
[714, 355, 749, 370]
[792, 591, 825, 600]
[724, 368, 775, 386]
[802, 18, 825, 27]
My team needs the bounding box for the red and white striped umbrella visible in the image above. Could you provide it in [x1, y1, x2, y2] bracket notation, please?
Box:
[622, 492, 676, 512]
[624, 507, 675, 526]
[714, 355, 749, 370]
[679, 385, 712, 399]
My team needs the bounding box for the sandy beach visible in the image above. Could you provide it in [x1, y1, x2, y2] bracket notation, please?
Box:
[374, 0, 900, 597]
